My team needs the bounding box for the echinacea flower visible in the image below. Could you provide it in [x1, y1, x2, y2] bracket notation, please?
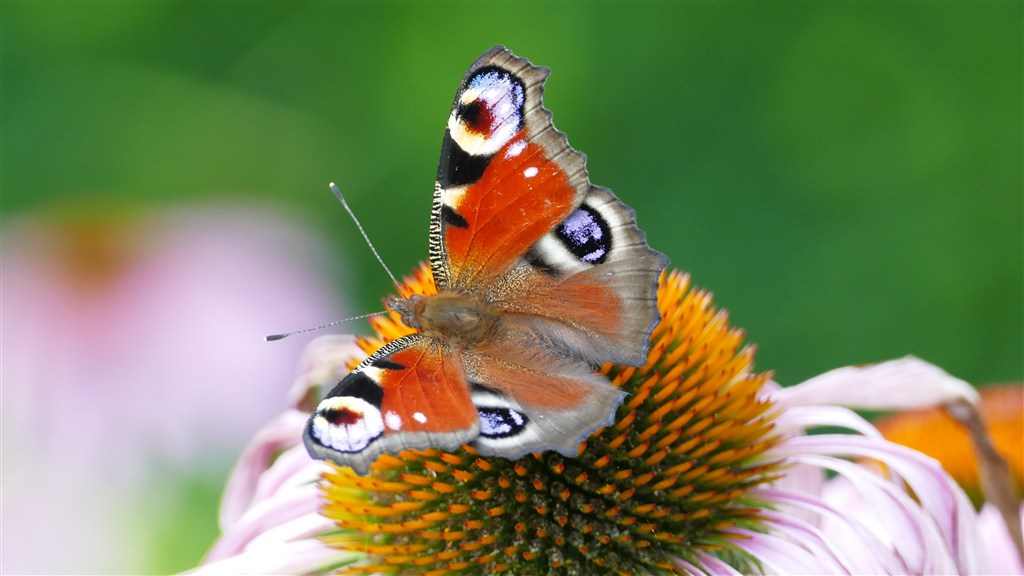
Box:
[196, 265, 1013, 575]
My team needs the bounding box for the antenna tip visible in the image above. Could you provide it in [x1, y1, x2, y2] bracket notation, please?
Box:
[329, 182, 346, 203]
[264, 333, 288, 342]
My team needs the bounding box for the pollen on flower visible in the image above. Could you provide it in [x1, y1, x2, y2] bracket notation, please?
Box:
[317, 264, 782, 574]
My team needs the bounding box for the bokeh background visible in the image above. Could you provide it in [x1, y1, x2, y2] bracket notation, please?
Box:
[3, 2, 1021, 573]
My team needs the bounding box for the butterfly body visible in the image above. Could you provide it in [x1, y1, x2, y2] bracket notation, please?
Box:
[387, 292, 499, 345]
[304, 46, 668, 475]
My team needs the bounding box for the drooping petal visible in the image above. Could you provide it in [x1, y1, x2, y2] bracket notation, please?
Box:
[770, 435, 985, 574]
[728, 527, 841, 574]
[218, 410, 311, 529]
[190, 538, 352, 575]
[755, 486, 905, 574]
[686, 551, 745, 576]
[772, 404, 883, 438]
[772, 356, 979, 410]
[287, 335, 361, 410]
[205, 454, 325, 563]
[977, 502, 1024, 575]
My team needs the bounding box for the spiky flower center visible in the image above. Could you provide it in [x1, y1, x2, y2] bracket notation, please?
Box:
[319, 266, 781, 574]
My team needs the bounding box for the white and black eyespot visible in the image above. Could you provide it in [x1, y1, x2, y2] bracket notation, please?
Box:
[309, 396, 385, 453]
[471, 390, 530, 440]
[447, 66, 526, 158]
[526, 201, 614, 276]
[556, 205, 611, 265]
[478, 405, 529, 438]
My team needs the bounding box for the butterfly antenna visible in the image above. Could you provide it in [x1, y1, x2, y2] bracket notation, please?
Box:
[329, 182, 407, 298]
[264, 311, 388, 342]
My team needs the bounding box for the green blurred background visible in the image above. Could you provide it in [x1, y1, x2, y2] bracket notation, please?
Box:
[4, 2, 1021, 573]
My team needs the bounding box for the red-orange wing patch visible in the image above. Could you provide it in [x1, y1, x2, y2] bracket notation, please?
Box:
[303, 335, 479, 475]
[444, 135, 577, 288]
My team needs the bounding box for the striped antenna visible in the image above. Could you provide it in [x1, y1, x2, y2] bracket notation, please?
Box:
[265, 182, 407, 342]
[264, 311, 386, 342]
[329, 182, 406, 298]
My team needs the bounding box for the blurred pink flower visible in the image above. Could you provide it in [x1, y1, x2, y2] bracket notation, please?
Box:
[1, 204, 347, 573]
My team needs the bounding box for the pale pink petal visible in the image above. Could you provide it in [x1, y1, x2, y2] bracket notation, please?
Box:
[218, 410, 311, 529]
[205, 482, 322, 562]
[672, 557, 704, 575]
[286, 334, 361, 409]
[787, 454, 931, 567]
[978, 502, 1024, 575]
[763, 462, 827, 525]
[688, 551, 744, 575]
[759, 512, 853, 573]
[249, 446, 323, 511]
[773, 446, 964, 573]
[755, 486, 905, 574]
[728, 528, 834, 574]
[781, 435, 986, 573]
[772, 404, 883, 438]
[772, 356, 979, 410]
[189, 538, 351, 575]
[245, 511, 336, 552]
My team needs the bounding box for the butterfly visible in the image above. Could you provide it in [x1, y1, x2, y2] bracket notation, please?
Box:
[303, 46, 668, 475]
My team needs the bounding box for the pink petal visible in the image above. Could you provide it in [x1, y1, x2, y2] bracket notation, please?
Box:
[780, 435, 986, 573]
[245, 511, 337, 552]
[727, 527, 838, 574]
[758, 511, 854, 573]
[772, 404, 883, 438]
[287, 334, 361, 410]
[218, 410, 310, 529]
[248, 446, 324, 512]
[754, 487, 906, 574]
[205, 482, 322, 562]
[793, 453, 947, 571]
[977, 502, 1024, 575]
[771, 357, 979, 410]
[688, 551, 744, 575]
[189, 538, 351, 575]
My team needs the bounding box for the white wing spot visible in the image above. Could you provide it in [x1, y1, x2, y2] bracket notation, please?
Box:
[523, 166, 539, 178]
[506, 140, 527, 158]
[384, 410, 403, 430]
[413, 411, 428, 423]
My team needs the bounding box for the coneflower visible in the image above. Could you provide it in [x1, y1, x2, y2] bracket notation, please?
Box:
[195, 266, 1008, 575]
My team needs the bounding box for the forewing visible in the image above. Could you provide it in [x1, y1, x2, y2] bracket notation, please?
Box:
[430, 45, 590, 292]
[303, 334, 479, 475]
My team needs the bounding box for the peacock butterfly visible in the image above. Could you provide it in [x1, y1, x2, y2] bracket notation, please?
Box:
[303, 46, 668, 475]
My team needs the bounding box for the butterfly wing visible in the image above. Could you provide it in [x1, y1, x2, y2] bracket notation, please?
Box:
[462, 345, 626, 459]
[430, 45, 590, 292]
[427, 46, 668, 457]
[303, 334, 479, 475]
[432, 45, 667, 366]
